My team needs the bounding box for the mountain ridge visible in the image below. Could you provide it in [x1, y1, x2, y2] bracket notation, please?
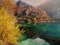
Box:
[15, 1, 52, 23]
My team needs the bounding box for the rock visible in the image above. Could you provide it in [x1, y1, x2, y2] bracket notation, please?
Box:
[15, 1, 52, 23]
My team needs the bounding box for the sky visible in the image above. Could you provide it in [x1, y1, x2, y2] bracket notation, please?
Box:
[15, 0, 47, 7]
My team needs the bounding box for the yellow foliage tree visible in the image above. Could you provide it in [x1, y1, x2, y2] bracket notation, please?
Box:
[0, 7, 21, 45]
[0, 0, 16, 14]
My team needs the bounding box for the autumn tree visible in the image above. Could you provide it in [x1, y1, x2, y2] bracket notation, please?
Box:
[0, 7, 22, 45]
[0, 0, 16, 14]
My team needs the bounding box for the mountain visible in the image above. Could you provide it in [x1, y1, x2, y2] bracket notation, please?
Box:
[14, 0, 52, 39]
[14, 1, 60, 45]
[15, 1, 52, 23]
[38, 0, 60, 20]
[15, 1, 52, 39]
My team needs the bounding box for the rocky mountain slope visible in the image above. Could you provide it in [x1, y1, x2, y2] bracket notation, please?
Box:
[15, 1, 52, 23]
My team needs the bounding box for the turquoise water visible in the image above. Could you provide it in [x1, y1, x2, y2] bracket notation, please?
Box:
[19, 22, 60, 40]
[44, 22, 60, 39]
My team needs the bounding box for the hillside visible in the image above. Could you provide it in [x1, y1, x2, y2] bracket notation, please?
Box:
[15, 1, 52, 23]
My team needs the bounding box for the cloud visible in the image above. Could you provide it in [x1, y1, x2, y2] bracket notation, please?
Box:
[18, 37, 50, 45]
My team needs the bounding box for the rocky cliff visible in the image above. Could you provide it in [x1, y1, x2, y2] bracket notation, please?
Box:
[15, 1, 52, 23]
